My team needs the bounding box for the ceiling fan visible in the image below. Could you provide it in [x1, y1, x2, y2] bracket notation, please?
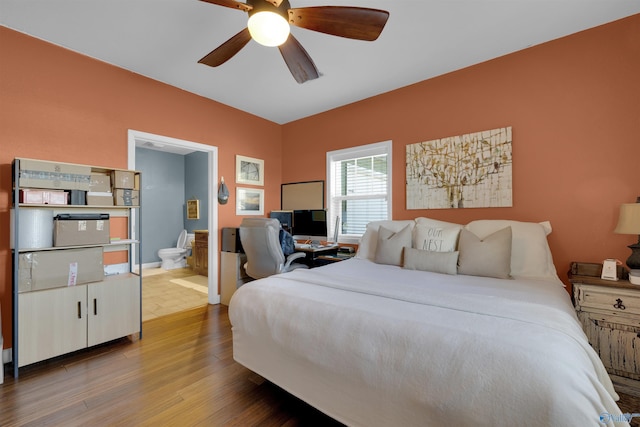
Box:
[198, 0, 390, 84]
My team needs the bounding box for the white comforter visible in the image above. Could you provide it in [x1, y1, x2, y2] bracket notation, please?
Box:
[229, 258, 627, 427]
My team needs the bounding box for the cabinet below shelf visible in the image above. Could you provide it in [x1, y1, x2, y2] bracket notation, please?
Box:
[18, 275, 141, 367]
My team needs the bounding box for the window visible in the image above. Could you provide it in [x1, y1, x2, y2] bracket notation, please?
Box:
[326, 141, 392, 243]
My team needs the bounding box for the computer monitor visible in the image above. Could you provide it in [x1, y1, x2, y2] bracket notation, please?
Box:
[292, 209, 328, 243]
[269, 210, 293, 233]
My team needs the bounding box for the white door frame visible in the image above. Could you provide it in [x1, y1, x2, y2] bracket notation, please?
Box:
[127, 129, 220, 304]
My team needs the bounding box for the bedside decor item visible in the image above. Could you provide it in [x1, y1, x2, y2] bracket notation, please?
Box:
[236, 155, 264, 186]
[601, 258, 621, 281]
[406, 127, 512, 209]
[614, 197, 640, 285]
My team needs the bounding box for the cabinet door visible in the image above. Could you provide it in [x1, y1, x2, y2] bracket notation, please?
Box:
[194, 243, 208, 276]
[18, 286, 87, 367]
[87, 276, 141, 347]
[578, 311, 640, 379]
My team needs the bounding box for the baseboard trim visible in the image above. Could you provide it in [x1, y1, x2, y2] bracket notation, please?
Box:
[142, 262, 161, 270]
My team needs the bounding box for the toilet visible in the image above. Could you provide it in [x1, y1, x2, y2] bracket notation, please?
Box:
[158, 230, 195, 270]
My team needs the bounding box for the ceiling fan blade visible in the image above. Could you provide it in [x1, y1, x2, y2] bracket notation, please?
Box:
[199, 0, 252, 12]
[198, 28, 252, 67]
[265, 0, 284, 6]
[278, 34, 319, 84]
[288, 7, 389, 41]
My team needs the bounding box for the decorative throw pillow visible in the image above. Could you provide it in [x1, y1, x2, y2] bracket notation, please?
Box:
[414, 224, 461, 252]
[403, 247, 459, 275]
[465, 220, 557, 280]
[356, 220, 415, 261]
[458, 227, 512, 279]
[374, 225, 412, 266]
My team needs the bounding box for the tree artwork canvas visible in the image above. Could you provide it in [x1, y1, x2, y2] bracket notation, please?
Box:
[406, 127, 512, 209]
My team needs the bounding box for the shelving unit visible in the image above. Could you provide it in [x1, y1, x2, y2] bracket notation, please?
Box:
[11, 158, 142, 377]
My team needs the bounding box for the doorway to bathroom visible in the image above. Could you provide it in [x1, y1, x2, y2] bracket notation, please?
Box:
[127, 130, 220, 315]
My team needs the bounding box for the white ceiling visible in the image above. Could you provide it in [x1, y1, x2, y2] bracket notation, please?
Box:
[1, 1, 639, 124]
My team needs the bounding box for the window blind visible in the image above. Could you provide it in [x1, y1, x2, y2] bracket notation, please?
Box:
[326, 141, 392, 241]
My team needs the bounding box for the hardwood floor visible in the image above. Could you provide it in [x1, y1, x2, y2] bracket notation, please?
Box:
[0, 305, 343, 426]
[3, 303, 639, 426]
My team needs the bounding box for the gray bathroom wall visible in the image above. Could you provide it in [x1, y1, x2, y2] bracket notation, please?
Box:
[184, 151, 208, 232]
[136, 147, 186, 264]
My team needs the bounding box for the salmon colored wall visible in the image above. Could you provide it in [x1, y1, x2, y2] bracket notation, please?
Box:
[0, 27, 283, 348]
[282, 15, 640, 288]
[103, 217, 129, 265]
[1, 16, 639, 351]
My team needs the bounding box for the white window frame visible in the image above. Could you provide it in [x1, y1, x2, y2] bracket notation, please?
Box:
[326, 140, 393, 244]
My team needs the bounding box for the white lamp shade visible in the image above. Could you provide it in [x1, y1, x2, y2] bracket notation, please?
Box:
[614, 203, 640, 235]
[248, 12, 290, 47]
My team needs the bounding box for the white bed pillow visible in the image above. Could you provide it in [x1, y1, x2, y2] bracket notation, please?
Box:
[415, 217, 463, 229]
[403, 247, 459, 275]
[458, 227, 512, 279]
[356, 220, 415, 261]
[374, 225, 412, 266]
[465, 220, 558, 280]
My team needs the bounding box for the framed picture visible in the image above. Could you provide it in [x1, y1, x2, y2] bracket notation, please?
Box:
[236, 155, 264, 186]
[186, 199, 200, 220]
[236, 187, 264, 216]
[406, 127, 512, 209]
[281, 180, 324, 210]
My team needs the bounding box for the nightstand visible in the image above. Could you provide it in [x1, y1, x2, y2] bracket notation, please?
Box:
[570, 262, 640, 386]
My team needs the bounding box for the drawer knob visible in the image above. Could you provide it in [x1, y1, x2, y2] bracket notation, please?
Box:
[613, 298, 626, 310]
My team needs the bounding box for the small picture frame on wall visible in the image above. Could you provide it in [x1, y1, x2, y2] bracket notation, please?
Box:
[236, 187, 264, 216]
[236, 155, 264, 186]
[186, 199, 200, 220]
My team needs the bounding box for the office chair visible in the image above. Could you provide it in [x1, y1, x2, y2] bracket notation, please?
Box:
[239, 218, 308, 279]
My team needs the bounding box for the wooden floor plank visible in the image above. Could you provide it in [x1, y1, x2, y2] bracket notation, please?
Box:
[0, 305, 343, 426]
[4, 302, 640, 426]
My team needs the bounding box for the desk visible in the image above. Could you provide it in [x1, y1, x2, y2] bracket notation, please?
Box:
[315, 252, 356, 266]
[294, 244, 339, 267]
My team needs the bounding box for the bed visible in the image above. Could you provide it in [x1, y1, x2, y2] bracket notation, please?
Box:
[228, 218, 627, 427]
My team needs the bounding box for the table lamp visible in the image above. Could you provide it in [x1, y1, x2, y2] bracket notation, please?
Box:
[614, 197, 640, 285]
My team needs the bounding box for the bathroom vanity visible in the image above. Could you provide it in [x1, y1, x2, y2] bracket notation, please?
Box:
[193, 230, 208, 276]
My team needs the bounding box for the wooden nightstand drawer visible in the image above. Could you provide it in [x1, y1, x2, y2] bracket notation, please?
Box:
[575, 284, 640, 315]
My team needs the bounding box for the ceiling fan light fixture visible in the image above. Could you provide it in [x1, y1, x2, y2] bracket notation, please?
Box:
[248, 11, 290, 47]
